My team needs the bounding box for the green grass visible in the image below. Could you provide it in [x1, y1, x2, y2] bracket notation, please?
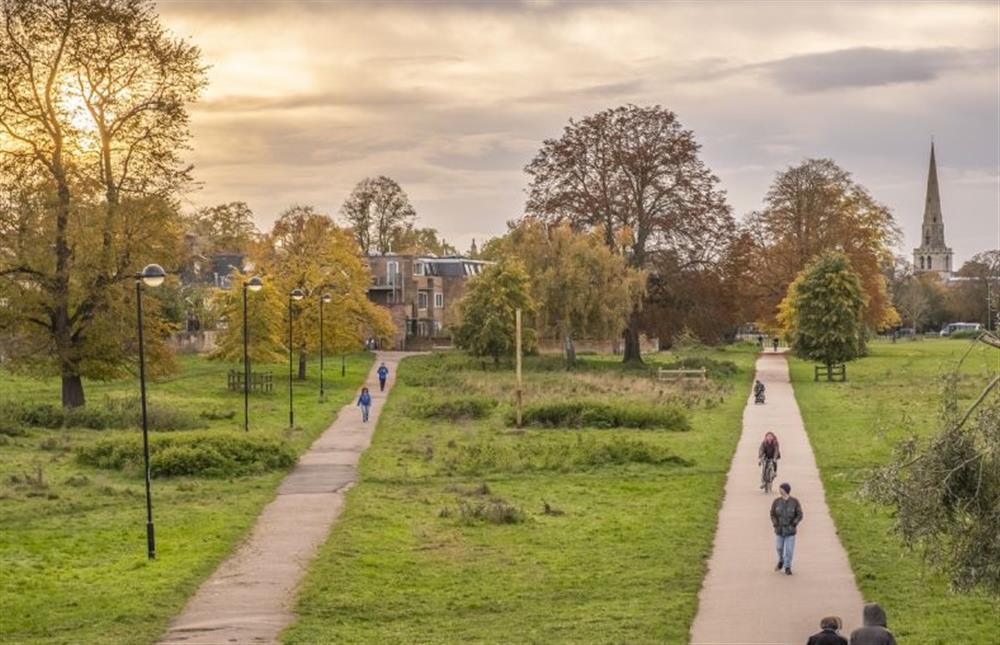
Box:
[284, 346, 757, 645]
[0, 352, 373, 645]
[789, 338, 999, 642]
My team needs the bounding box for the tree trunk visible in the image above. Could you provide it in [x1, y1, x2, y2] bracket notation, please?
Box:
[564, 334, 576, 369]
[622, 310, 644, 365]
[61, 372, 85, 408]
[298, 351, 307, 380]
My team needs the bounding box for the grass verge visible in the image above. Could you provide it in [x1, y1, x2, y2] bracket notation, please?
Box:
[0, 352, 373, 645]
[789, 338, 999, 643]
[284, 346, 755, 644]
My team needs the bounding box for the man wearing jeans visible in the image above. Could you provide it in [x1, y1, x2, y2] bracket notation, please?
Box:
[770, 482, 803, 575]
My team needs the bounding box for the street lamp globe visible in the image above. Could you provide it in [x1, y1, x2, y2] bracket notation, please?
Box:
[290, 288, 305, 301]
[321, 293, 332, 303]
[247, 275, 263, 292]
[140, 264, 166, 287]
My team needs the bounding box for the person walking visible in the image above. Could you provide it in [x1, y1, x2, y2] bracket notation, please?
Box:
[377, 362, 389, 392]
[848, 603, 897, 645]
[807, 616, 848, 645]
[772, 336, 780, 352]
[770, 482, 803, 575]
[357, 387, 372, 423]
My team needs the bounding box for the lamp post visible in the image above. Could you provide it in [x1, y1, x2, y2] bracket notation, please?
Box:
[135, 263, 166, 560]
[319, 293, 332, 400]
[242, 276, 263, 432]
[288, 288, 305, 428]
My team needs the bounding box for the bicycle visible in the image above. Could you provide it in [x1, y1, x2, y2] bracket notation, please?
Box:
[760, 457, 776, 494]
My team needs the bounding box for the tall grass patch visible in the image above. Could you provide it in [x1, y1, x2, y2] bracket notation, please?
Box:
[511, 400, 690, 430]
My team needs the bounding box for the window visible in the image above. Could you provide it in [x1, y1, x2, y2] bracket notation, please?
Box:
[434, 293, 444, 308]
[387, 261, 398, 283]
[418, 292, 429, 309]
[414, 261, 425, 276]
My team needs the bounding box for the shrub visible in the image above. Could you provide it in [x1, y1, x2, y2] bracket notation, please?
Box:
[947, 329, 983, 340]
[412, 395, 496, 421]
[455, 498, 525, 524]
[0, 398, 202, 431]
[0, 419, 27, 437]
[439, 435, 690, 475]
[511, 400, 689, 430]
[76, 431, 296, 477]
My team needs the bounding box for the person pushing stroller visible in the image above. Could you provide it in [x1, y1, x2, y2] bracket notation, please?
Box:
[753, 379, 766, 404]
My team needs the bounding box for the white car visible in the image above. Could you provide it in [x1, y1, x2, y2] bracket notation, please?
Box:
[939, 322, 982, 336]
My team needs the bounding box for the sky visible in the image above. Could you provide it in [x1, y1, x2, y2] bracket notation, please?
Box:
[157, 0, 1000, 265]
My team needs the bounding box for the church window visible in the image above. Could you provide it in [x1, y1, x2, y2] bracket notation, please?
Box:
[925, 233, 930, 245]
[919, 256, 924, 270]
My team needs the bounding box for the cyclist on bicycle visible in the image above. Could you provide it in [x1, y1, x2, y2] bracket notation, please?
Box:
[758, 431, 781, 489]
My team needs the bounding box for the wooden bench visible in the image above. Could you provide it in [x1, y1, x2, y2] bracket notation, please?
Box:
[657, 367, 707, 381]
[227, 370, 274, 393]
[814, 364, 846, 382]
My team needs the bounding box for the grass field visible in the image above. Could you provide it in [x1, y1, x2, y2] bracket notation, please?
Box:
[0, 352, 373, 645]
[283, 347, 756, 645]
[789, 338, 999, 643]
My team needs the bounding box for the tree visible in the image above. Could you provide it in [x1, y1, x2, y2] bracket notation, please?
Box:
[252, 205, 394, 378]
[948, 250, 1000, 329]
[454, 259, 536, 365]
[211, 268, 286, 365]
[525, 104, 733, 363]
[488, 220, 644, 367]
[389, 224, 456, 256]
[779, 252, 866, 375]
[0, 0, 205, 407]
[744, 159, 898, 332]
[187, 202, 259, 256]
[341, 176, 416, 254]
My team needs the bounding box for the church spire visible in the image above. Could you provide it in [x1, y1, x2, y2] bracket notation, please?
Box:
[923, 141, 942, 228]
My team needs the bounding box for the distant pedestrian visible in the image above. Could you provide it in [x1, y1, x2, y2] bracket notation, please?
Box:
[377, 362, 389, 392]
[357, 387, 372, 423]
[807, 616, 847, 645]
[848, 603, 897, 645]
[757, 334, 764, 349]
[770, 482, 803, 575]
[772, 337, 780, 352]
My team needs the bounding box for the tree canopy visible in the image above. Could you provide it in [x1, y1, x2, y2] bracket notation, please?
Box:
[524, 104, 733, 362]
[0, 0, 205, 406]
[779, 251, 866, 368]
[186, 202, 260, 256]
[745, 158, 898, 332]
[454, 259, 536, 365]
[341, 176, 416, 255]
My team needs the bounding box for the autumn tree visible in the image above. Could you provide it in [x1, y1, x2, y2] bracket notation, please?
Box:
[211, 268, 286, 365]
[779, 252, 866, 377]
[341, 176, 416, 254]
[0, 0, 205, 407]
[948, 250, 1000, 329]
[187, 201, 259, 256]
[525, 104, 733, 363]
[250, 205, 393, 378]
[488, 220, 644, 367]
[745, 159, 898, 332]
[454, 259, 536, 365]
[389, 225, 457, 256]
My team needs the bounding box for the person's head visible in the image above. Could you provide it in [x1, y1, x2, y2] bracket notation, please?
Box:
[361, 387, 369, 394]
[779, 482, 791, 498]
[820, 616, 841, 631]
[764, 431, 777, 444]
[862, 603, 887, 627]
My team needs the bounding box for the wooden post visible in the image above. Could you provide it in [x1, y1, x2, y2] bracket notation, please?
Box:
[515, 307, 523, 428]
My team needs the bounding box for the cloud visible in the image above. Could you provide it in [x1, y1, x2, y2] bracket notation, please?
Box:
[752, 47, 993, 93]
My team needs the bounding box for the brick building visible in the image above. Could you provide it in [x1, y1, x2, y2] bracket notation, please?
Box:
[366, 254, 490, 349]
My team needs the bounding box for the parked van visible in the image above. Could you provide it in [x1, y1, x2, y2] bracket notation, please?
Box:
[939, 322, 982, 336]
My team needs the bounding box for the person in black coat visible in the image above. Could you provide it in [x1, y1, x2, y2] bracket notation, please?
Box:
[807, 616, 847, 645]
[770, 482, 803, 574]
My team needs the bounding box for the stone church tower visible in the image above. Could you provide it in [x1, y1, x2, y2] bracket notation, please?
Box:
[912, 142, 953, 278]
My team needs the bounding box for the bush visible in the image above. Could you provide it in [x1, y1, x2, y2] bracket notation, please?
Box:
[456, 498, 525, 524]
[0, 419, 28, 437]
[439, 435, 690, 475]
[660, 356, 738, 377]
[76, 431, 296, 477]
[947, 329, 983, 340]
[0, 398, 203, 431]
[511, 400, 689, 430]
[412, 395, 496, 421]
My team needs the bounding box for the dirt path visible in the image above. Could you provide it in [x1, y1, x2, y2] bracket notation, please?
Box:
[160, 352, 409, 645]
[689, 351, 865, 644]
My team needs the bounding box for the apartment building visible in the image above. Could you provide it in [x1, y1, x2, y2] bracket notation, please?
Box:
[367, 254, 489, 349]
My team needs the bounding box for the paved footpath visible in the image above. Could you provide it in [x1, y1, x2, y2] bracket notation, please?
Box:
[160, 352, 409, 645]
[689, 351, 865, 644]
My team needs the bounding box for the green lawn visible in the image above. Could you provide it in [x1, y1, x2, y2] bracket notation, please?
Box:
[283, 347, 757, 645]
[0, 352, 373, 645]
[789, 338, 999, 643]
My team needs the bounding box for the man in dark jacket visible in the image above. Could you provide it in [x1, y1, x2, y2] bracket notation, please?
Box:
[848, 603, 897, 645]
[770, 482, 803, 575]
[807, 616, 847, 645]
